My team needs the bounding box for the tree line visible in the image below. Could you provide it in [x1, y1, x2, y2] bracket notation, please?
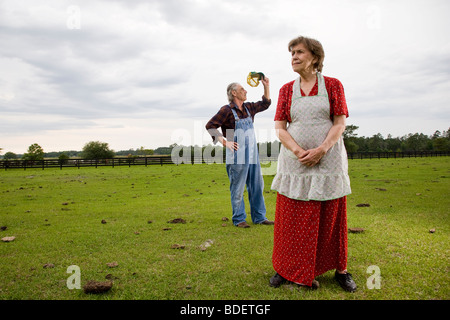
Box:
[343, 126, 450, 153]
[1, 142, 159, 161]
[1, 126, 449, 161]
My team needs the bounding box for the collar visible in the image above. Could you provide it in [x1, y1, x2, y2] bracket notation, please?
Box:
[229, 101, 246, 111]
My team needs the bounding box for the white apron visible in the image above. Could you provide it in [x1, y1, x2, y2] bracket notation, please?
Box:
[271, 73, 351, 201]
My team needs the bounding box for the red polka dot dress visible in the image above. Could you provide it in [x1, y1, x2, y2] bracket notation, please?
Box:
[271, 73, 351, 286]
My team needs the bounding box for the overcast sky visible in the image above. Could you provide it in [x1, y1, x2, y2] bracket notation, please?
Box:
[1, 0, 449, 154]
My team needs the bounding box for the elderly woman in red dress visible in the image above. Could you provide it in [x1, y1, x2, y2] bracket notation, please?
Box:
[270, 36, 356, 292]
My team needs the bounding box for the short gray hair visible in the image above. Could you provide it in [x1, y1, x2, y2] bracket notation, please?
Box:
[288, 36, 325, 72]
[227, 82, 240, 103]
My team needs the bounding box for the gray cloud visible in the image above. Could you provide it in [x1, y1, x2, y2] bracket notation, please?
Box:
[1, 0, 449, 153]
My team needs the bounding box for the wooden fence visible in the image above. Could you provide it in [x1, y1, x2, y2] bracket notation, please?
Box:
[347, 150, 450, 159]
[0, 151, 448, 170]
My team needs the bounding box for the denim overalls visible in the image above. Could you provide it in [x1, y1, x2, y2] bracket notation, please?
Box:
[226, 105, 267, 225]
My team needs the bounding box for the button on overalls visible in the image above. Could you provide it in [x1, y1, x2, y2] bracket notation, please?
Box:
[226, 105, 268, 225]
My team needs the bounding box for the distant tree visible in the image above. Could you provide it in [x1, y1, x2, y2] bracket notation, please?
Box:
[343, 125, 359, 140]
[385, 134, 402, 152]
[154, 146, 173, 155]
[44, 150, 80, 158]
[136, 146, 154, 156]
[81, 141, 115, 159]
[432, 138, 449, 151]
[431, 129, 450, 151]
[22, 143, 44, 161]
[343, 125, 360, 153]
[401, 133, 432, 152]
[58, 153, 70, 164]
[432, 130, 442, 139]
[3, 152, 17, 160]
[344, 140, 359, 153]
[368, 133, 386, 152]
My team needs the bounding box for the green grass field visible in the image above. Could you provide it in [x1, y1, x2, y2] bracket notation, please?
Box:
[0, 157, 448, 300]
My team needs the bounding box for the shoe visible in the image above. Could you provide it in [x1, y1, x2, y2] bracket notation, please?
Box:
[269, 273, 286, 288]
[335, 271, 357, 292]
[309, 279, 320, 290]
[260, 220, 274, 225]
[296, 279, 320, 290]
[236, 221, 250, 228]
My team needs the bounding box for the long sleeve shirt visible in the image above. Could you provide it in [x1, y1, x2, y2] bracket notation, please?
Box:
[205, 96, 271, 144]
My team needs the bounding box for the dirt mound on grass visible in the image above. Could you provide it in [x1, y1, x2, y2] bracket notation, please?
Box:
[83, 280, 113, 294]
[168, 218, 186, 224]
